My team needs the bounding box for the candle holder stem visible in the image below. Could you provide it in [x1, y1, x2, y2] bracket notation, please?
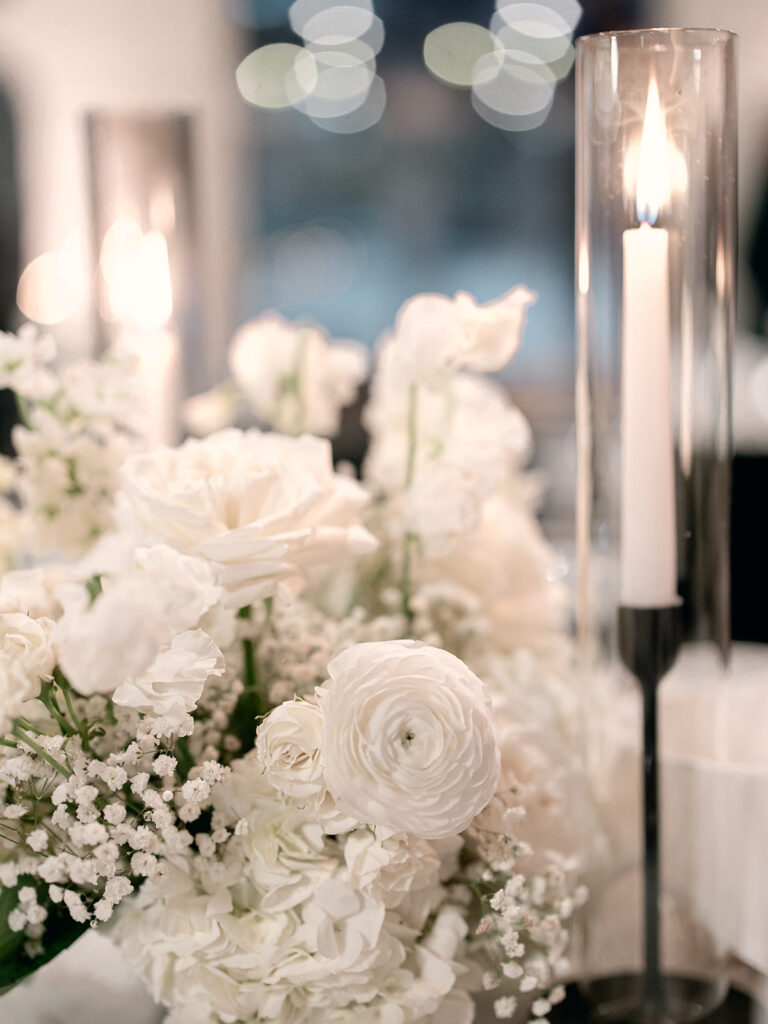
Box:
[618, 605, 681, 1023]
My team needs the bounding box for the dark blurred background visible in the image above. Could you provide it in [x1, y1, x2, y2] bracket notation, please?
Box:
[0, 0, 765, 639]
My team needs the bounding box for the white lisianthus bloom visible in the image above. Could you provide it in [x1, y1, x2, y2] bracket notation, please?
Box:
[387, 286, 536, 385]
[54, 545, 222, 696]
[0, 324, 58, 399]
[255, 699, 325, 799]
[0, 612, 56, 732]
[229, 314, 368, 437]
[320, 640, 500, 839]
[117, 428, 378, 607]
[112, 629, 225, 728]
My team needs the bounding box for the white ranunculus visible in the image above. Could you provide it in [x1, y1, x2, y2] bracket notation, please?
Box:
[54, 545, 222, 697]
[386, 286, 535, 385]
[229, 314, 368, 437]
[320, 640, 500, 839]
[255, 699, 325, 799]
[0, 612, 56, 733]
[112, 629, 225, 728]
[117, 428, 378, 607]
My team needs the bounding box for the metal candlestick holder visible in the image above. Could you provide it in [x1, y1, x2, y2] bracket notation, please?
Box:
[575, 28, 736, 1024]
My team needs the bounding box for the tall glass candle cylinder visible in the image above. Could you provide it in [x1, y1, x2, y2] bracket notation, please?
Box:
[575, 28, 736, 1024]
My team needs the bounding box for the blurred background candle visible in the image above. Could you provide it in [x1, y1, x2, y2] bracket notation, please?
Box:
[620, 77, 677, 609]
[100, 219, 180, 446]
[86, 111, 203, 447]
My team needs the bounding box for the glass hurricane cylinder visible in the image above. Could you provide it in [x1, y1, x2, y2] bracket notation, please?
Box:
[575, 28, 736, 1024]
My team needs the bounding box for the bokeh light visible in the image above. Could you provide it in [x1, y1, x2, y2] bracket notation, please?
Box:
[424, 23, 503, 88]
[473, 55, 555, 128]
[498, 0, 582, 32]
[306, 75, 386, 133]
[423, 0, 581, 132]
[239, 2, 385, 133]
[289, 0, 372, 39]
[236, 43, 317, 110]
[300, 4, 375, 45]
[17, 232, 86, 325]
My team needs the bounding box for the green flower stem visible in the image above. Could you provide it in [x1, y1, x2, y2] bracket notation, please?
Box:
[0, 739, 18, 749]
[14, 717, 44, 737]
[230, 605, 263, 754]
[400, 383, 419, 630]
[39, 684, 75, 737]
[53, 670, 91, 750]
[14, 393, 31, 429]
[12, 724, 70, 778]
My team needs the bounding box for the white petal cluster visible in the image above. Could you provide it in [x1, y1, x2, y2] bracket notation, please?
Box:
[366, 361, 531, 496]
[0, 611, 55, 732]
[118, 428, 378, 607]
[53, 545, 223, 711]
[419, 496, 568, 654]
[229, 313, 368, 436]
[8, 340, 142, 559]
[385, 286, 536, 386]
[0, 324, 57, 399]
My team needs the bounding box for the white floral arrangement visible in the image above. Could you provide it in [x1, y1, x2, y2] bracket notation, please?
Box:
[0, 287, 590, 1024]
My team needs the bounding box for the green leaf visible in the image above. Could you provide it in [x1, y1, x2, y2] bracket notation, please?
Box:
[0, 879, 88, 995]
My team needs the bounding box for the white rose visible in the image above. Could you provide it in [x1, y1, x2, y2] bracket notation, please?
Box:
[112, 629, 225, 729]
[320, 640, 500, 839]
[229, 314, 367, 437]
[255, 700, 325, 799]
[0, 612, 55, 732]
[117, 428, 377, 607]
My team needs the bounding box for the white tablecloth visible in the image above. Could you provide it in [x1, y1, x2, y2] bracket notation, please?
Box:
[589, 643, 768, 984]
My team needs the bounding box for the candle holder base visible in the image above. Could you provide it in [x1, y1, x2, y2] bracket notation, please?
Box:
[582, 867, 727, 1024]
[585, 974, 728, 1024]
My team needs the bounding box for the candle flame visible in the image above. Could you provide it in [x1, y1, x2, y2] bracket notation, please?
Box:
[635, 76, 670, 226]
[100, 219, 173, 330]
